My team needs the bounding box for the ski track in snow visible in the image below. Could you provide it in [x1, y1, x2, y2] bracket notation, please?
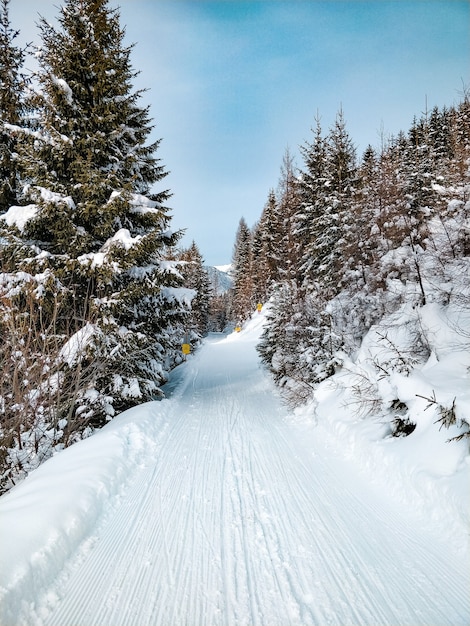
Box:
[24, 330, 470, 626]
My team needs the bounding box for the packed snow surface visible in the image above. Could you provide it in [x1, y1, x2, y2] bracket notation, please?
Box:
[0, 312, 469, 626]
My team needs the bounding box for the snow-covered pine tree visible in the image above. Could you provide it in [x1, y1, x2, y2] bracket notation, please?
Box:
[276, 148, 302, 284]
[371, 131, 411, 258]
[257, 280, 299, 387]
[251, 189, 280, 303]
[230, 217, 254, 323]
[340, 145, 385, 289]
[1, 0, 187, 429]
[382, 112, 447, 306]
[257, 280, 340, 406]
[251, 220, 272, 307]
[295, 115, 328, 290]
[450, 92, 470, 189]
[322, 145, 390, 353]
[177, 241, 211, 338]
[296, 110, 357, 297]
[0, 0, 27, 213]
[258, 117, 355, 405]
[320, 108, 357, 295]
[428, 105, 454, 171]
[420, 97, 470, 299]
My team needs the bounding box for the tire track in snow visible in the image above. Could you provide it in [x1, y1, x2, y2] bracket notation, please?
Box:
[36, 335, 470, 626]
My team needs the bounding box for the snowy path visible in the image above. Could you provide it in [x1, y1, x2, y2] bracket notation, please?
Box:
[4, 320, 470, 626]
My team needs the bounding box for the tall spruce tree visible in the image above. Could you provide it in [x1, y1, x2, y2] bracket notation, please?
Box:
[1, 0, 187, 427]
[342, 144, 383, 289]
[251, 189, 280, 302]
[276, 148, 301, 283]
[178, 241, 211, 338]
[295, 116, 328, 289]
[322, 108, 357, 293]
[230, 217, 254, 323]
[295, 110, 357, 295]
[0, 0, 27, 213]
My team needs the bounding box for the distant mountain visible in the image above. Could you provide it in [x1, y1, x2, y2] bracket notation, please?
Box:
[206, 264, 233, 295]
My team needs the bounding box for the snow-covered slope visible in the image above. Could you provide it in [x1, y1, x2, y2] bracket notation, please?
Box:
[0, 310, 468, 626]
[292, 299, 470, 555]
[206, 263, 233, 294]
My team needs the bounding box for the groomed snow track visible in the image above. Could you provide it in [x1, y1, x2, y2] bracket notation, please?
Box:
[9, 322, 470, 625]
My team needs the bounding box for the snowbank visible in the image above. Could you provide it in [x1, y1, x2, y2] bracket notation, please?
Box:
[290, 300, 470, 554]
[0, 402, 169, 625]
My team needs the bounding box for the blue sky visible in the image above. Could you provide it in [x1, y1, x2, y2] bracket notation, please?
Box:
[9, 0, 470, 266]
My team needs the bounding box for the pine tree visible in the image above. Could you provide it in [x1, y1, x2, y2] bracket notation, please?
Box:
[0, 0, 27, 213]
[276, 148, 301, 283]
[257, 280, 340, 406]
[255, 96, 470, 415]
[341, 144, 384, 290]
[297, 110, 357, 296]
[230, 217, 254, 323]
[257, 280, 300, 388]
[295, 115, 328, 288]
[428, 105, 454, 168]
[320, 108, 357, 294]
[1, 0, 186, 429]
[178, 241, 211, 338]
[18, 0, 171, 257]
[251, 189, 280, 303]
[451, 90, 470, 183]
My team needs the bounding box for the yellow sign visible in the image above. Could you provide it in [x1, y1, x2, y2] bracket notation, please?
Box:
[257, 303, 262, 312]
[235, 326, 241, 333]
[182, 343, 190, 355]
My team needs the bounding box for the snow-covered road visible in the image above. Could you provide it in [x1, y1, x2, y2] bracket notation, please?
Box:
[1, 316, 469, 625]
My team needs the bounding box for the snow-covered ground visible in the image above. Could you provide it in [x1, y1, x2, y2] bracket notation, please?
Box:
[0, 311, 469, 626]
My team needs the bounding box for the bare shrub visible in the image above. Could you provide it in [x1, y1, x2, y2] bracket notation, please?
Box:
[0, 273, 100, 493]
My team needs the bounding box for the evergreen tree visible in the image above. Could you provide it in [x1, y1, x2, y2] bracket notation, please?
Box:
[257, 280, 300, 388]
[341, 144, 383, 290]
[0, 0, 187, 428]
[297, 110, 357, 296]
[295, 116, 328, 288]
[428, 105, 454, 168]
[320, 108, 357, 294]
[0, 0, 27, 213]
[230, 217, 254, 323]
[251, 219, 266, 303]
[251, 190, 280, 303]
[178, 241, 211, 338]
[261, 190, 281, 280]
[257, 281, 340, 406]
[276, 148, 302, 283]
[451, 90, 470, 183]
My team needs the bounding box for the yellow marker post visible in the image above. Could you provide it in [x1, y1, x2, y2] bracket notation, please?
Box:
[182, 343, 190, 355]
[257, 303, 262, 313]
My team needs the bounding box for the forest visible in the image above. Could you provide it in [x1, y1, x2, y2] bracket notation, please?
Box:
[230, 103, 470, 429]
[1, 0, 469, 494]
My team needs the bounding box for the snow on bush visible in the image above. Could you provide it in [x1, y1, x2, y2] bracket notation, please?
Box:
[300, 298, 470, 553]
